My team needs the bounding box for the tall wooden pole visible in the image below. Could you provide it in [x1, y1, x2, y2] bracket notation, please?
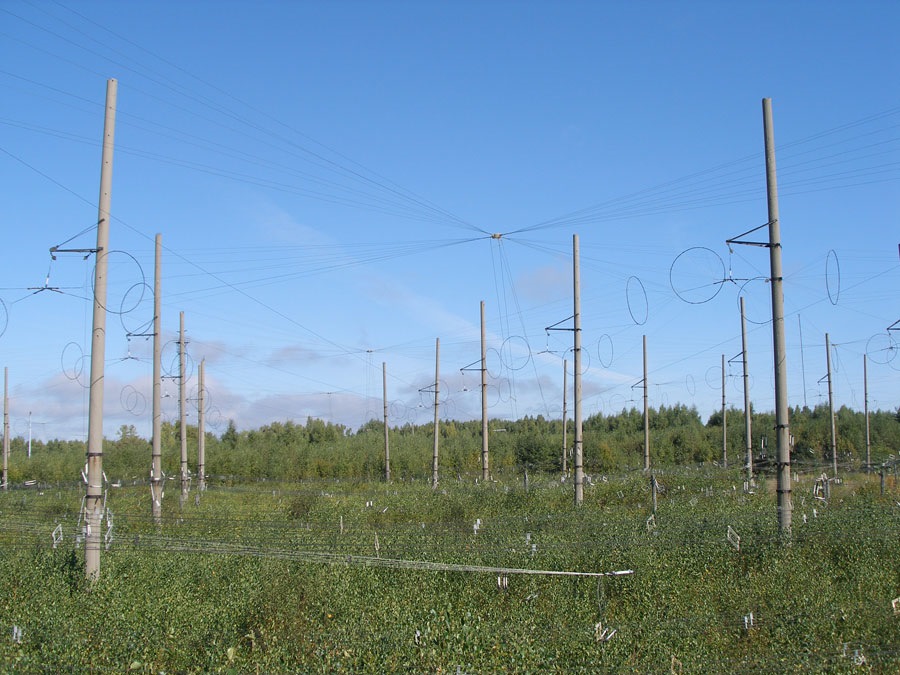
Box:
[826, 333, 837, 476]
[864, 354, 871, 472]
[763, 97, 792, 537]
[573, 234, 584, 505]
[480, 301, 489, 480]
[383, 361, 390, 482]
[2, 367, 8, 491]
[562, 359, 568, 475]
[85, 78, 117, 581]
[431, 338, 440, 488]
[151, 234, 163, 522]
[721, 353, 727, 468]
[741, 297, 753, 480]
[198, 358, 206, 492]
[179, 311, 188, 506]
[643, 335, 650, 471]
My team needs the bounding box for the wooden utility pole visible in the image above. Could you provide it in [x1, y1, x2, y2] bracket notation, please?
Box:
[85, 78, 117, 581]
[763, 98, 792, 537]
[573, 234, 584, 505]
[643, 335, 650, 471]
[740, 297, 753, 480]
[151, 234, 163, 522]
[198, 358, 206, 492]
[179, 311, 188, 506]
[431, 338, 440, 488]
[562, 359, 568, 475]
[480, 301, 489, 481]
[721, 353, 727, 468]
[383, 361, 390, 482]
[826, 333, 837, 476]
[3, 367, 8, 491]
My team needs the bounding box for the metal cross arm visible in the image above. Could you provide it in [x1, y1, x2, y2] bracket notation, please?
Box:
[726, 221, 776, 248]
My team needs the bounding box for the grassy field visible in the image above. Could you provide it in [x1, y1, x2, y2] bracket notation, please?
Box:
[0, 467, 897, 673]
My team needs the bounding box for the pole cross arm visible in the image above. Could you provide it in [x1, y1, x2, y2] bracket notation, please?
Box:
[726, 221, 777, 248]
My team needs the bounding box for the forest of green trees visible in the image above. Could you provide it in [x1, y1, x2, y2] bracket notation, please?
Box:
[5, 403, 900, 484]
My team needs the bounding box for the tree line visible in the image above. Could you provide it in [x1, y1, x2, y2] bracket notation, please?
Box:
[5, 403, 900, 484]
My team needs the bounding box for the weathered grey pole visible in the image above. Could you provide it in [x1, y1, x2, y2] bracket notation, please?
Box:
[721, 353, 727, 468]
[383, 361, 390, 482]
[763, 97, 792, 537]
[2, 367, 8, 491]
[480, 301, 489, 481]
[198, 358, 206, 492]
[179, 311, 188, 507]
[151, 234, 163, 522]
[643, 335, 650, 471]
[826, 333, 837, 477]
[561, 359, 568, 475]
[573, 234, 584, 505]
[85, 78, 117, 581]
[741, 297, 753, 480]
[431, 338, 440, 488]
[864, 354, 871, 472]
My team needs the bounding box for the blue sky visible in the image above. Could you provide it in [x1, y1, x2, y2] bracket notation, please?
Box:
[1, 0, 898, 442]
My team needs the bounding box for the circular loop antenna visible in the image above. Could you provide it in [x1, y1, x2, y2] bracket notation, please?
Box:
[119, 282, 154, 336]
[485, 383, 502, 408]
[120, 385, 146, 416]
[61, 341, 88, 387]
[189, 385, 212, 413]
[91, 250, 146, 315]
[738, 277, 771, 325]
[705, 364, 724, 390]
[161, 339, 181, 378]
[670, 247, 726, 304]
[0, 297, 8, 339]
[608, 393, 627, 412]
[685, 374, 696, 397]
[162, 342, 195, 382]
[732, 372, 753, 395]
[389, 401, 408, 421]
[206, 406, 223, 430]
[485, 347, 503, 380]
[499, 336, 532, 371]
[626, 276, 649, 325]
[441, 398, 457, 418]
[865, 332, 897, 365]
[564, 346, 591, 376]
[825, 249, 840, 306]
[496, 378, 513, 404]
[596, 334, 614, 368]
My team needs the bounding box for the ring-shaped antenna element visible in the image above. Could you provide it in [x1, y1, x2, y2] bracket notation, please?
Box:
[865, 332, 896, 365]
[61, 341, 87, 386]
[91, 250, 146, 315]
[485, 347, 503, 380]
[0, 297, 8, 339]
[564, 346, 592, 376]
[596, 334, 614, 369]
[670, 246, 726, 304]
[738, 277, 771, 325]
[685, 374, 696, 397]
[825, 249, 841, 306]
[500, 336, 532, 371]
[625, 276, 649, 325]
